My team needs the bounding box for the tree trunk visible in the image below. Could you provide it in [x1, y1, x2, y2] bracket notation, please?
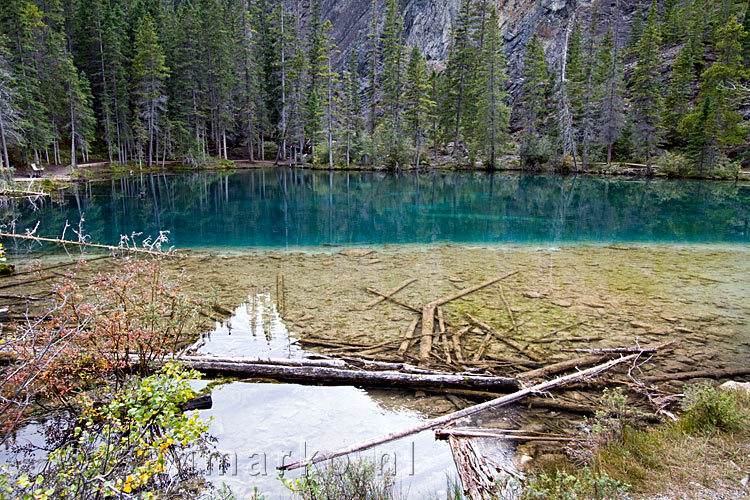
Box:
[0, 111, 10, 173]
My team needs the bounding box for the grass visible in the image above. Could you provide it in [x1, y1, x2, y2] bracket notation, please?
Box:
[526, 384, 750, 499]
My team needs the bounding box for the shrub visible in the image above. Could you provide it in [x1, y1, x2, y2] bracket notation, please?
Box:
[658, 151, 693, 177]
[0, 364, 230, 500]
[281, 459, 395, 500]
[373, 123, 415, 169]
[522, 468, 628, 500]
[520, 136, 552, 171]
[0, 257, 203, 435]
[679, 384, 747, 435]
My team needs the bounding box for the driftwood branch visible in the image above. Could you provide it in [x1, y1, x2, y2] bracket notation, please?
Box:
[278, 354, 637, 471]
[436, 428, 575, 442]
[0, 232, 177, 257]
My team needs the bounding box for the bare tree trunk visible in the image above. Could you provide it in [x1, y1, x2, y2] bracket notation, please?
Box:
[0, 111, 10, 173]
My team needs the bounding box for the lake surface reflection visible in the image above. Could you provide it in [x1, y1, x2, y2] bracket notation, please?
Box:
[6, 169, 750, 248]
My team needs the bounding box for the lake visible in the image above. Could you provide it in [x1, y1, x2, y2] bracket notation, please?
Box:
[4, 169, 750, 249]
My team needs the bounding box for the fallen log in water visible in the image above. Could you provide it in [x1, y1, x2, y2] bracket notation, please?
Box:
[167, 356, 522, 391]
[436, 428, 576, 442]
[278, 354, 638, 471]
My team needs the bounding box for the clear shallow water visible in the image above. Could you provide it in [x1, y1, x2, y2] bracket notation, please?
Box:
[194, 294, 459, 498]
[5, 169, 750, 248]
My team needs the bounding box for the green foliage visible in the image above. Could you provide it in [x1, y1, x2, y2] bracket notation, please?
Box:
[373, 122, 414, 169]
[522, 468, 629, 500]
[519, 33, 550, 138]
[520, 135, 553, 170]
[0, 364, 229, 499]
[680, 383, 748, 435]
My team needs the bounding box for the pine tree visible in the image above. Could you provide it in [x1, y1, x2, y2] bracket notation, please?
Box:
[132, 13, 168, 168]
[404, 45, 432, 167]
[474, 7, 509, 169]
[629, 0, 663, 173]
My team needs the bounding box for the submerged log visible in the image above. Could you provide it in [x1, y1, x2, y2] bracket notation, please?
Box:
[171, 356, 521, 391]
[643, 367, 750, 383]
[278, 354, 638, 471]
[436, 428, 575, 442]
[419, 271, 519, 362]
[183, 393, 213, 411]
[466, 314, 543, 362]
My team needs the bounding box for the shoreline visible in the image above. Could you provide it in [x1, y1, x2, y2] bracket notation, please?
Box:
[9, 157, 750, 188]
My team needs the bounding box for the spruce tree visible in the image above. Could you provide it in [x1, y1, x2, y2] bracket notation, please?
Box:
[518, 32, 551, 168]
[441, 0, 479, 157]
[380, 0, 406, 145]
[629, 0, 663, 173]
[475, 7, 509, 169]
[342, 51, 361, 167]
[132, 13, 168, 168]
[681, 14, 748, 171]
[743, 0, 750, 63]
[404, 45, 432, 167]
[664, 43, 696, 140]
[304, 0, 326, 161]
[596, 28, 625, 165]
[0, 43, 23, 174]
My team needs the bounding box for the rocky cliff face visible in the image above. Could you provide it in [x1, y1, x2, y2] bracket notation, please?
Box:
[319, 0, 638, 94]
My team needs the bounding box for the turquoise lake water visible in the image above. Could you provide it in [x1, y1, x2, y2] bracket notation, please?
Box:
[6, 169, 750, 248]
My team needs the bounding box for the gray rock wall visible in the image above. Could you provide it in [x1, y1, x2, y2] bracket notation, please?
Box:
[315, 0, 637, 95]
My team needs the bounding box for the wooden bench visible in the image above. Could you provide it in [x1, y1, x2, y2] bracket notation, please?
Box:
[30, 163, 44, 177]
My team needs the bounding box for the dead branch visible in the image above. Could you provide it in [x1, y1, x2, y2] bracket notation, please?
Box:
[561, 340, 676, 354]
[365, 278, 417, 309]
